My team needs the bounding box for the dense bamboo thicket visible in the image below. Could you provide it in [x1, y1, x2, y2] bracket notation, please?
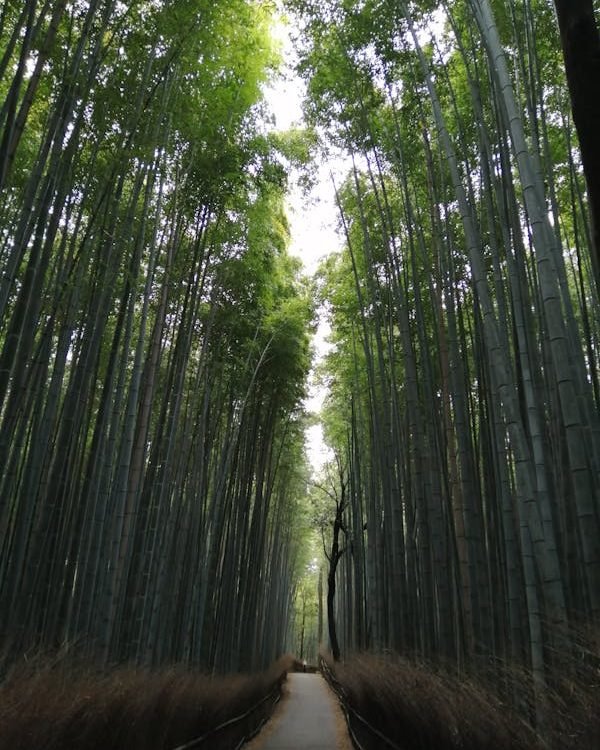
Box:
[2, 1, 600, 742]
[291, 0, 600, 696]
[0, 0, 313, 673]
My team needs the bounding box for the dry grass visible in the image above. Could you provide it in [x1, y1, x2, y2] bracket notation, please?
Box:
[325, 654, 539, 750]
[543, 627, 600, 749]
[324, 643, 600, 750]
[0, 653, 294, 750]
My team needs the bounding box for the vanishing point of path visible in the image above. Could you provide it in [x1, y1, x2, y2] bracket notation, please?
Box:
[246, 673, 353, 750]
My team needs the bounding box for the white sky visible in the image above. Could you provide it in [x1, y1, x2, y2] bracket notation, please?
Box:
[264, 16, 342, 473]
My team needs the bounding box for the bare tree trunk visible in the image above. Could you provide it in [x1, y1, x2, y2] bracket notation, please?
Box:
[553, 0, 600, 292]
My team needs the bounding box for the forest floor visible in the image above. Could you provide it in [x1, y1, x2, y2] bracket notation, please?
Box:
[245, 673, 352, 750]
[0, 655, 293, 750]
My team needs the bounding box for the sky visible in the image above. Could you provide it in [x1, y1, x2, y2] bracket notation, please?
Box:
[264, 17, 341, 473]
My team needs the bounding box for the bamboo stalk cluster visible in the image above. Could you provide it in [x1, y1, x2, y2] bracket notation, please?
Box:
[0, 0, 312, 672]
[295, 0, 600, 691]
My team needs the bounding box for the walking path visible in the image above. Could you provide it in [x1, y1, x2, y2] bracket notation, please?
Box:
[245, 673, 352, 750]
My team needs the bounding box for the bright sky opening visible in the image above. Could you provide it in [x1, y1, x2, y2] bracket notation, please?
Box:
[264, 14, 339, 473]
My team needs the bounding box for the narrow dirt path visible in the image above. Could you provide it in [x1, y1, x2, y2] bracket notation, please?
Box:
[245, 673, 352, 750]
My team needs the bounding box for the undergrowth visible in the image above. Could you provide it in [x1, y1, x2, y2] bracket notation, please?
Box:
[0, 653, 294, 750]
[323, 636, 600, 750]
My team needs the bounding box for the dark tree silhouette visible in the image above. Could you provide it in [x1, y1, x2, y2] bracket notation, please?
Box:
[554, 0, 600, 290]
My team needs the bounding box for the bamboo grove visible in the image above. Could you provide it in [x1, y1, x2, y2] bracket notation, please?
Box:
[0, 0, 314, 672]
[1, 0, 599, 699]
[293, 0, 600, 684]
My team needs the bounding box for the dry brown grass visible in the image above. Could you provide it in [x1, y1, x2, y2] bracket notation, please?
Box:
[325, 653, 540, 750]
[0, 653, 294, 750]
[324, 643, 600, 750]
[543, 627, 600, 749]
